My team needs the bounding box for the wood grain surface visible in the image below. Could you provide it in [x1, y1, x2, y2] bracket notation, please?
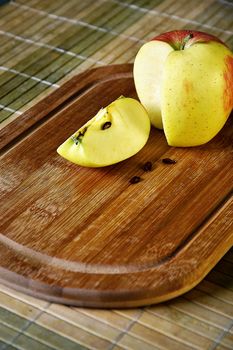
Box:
[0, 64, 232, 308]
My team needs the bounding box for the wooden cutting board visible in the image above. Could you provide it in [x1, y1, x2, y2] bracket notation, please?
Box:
[0, 64, 232, 308]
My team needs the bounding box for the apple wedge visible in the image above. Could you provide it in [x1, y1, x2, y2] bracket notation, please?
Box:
[57, 97, 150, 167]
[134, 30, 233, 147]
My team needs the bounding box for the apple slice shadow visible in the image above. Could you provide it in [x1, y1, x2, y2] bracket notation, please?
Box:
[92, 126, 168, 180]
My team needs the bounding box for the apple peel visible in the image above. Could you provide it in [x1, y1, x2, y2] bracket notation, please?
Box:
[223, 55, 233, 113]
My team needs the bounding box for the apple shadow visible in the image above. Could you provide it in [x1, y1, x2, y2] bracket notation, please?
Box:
[187, 113, 233, 153]
[89, 126, 168, 181]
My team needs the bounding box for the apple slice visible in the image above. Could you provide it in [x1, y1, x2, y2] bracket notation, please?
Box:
[57, 97, 150, 167]
[134, 30, 233, 147]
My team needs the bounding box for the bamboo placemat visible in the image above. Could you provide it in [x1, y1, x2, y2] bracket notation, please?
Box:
[0, 0, 233, 349]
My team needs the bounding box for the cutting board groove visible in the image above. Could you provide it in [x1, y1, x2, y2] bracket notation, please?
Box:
[0, 64, 232, 308]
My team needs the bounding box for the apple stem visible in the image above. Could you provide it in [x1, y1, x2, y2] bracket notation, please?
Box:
[180, 33, 193, 50]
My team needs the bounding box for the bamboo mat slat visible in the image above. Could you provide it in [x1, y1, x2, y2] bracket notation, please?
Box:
[0, 0, 233, 349]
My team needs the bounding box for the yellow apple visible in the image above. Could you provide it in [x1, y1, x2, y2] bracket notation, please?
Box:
[57, 97, 150, 167]
[134, 30, 233, 146]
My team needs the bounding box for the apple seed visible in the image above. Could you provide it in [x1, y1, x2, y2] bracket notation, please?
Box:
[101, 121, 112, 130]
[129, 176, 141, 184]
[162, 158, 177, 164]
[142, 161, 152, 171]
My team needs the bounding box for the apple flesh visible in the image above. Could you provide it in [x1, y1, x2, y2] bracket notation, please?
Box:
[57, 97, 150, 167]
[134, 30, 233, 146]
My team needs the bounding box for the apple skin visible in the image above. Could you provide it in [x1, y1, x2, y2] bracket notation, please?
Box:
[57, 97, 150, 167]
[134, 30, 233, 147]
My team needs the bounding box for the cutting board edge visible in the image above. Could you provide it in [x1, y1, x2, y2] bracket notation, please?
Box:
[0, 260, 225, 309]
[0, 230, 232, 308]
[0, 274, 200, 308]
[0, 64, 133, 151]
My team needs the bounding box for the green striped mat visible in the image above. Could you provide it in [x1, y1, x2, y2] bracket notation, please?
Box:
[0, 0, 232, 126]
